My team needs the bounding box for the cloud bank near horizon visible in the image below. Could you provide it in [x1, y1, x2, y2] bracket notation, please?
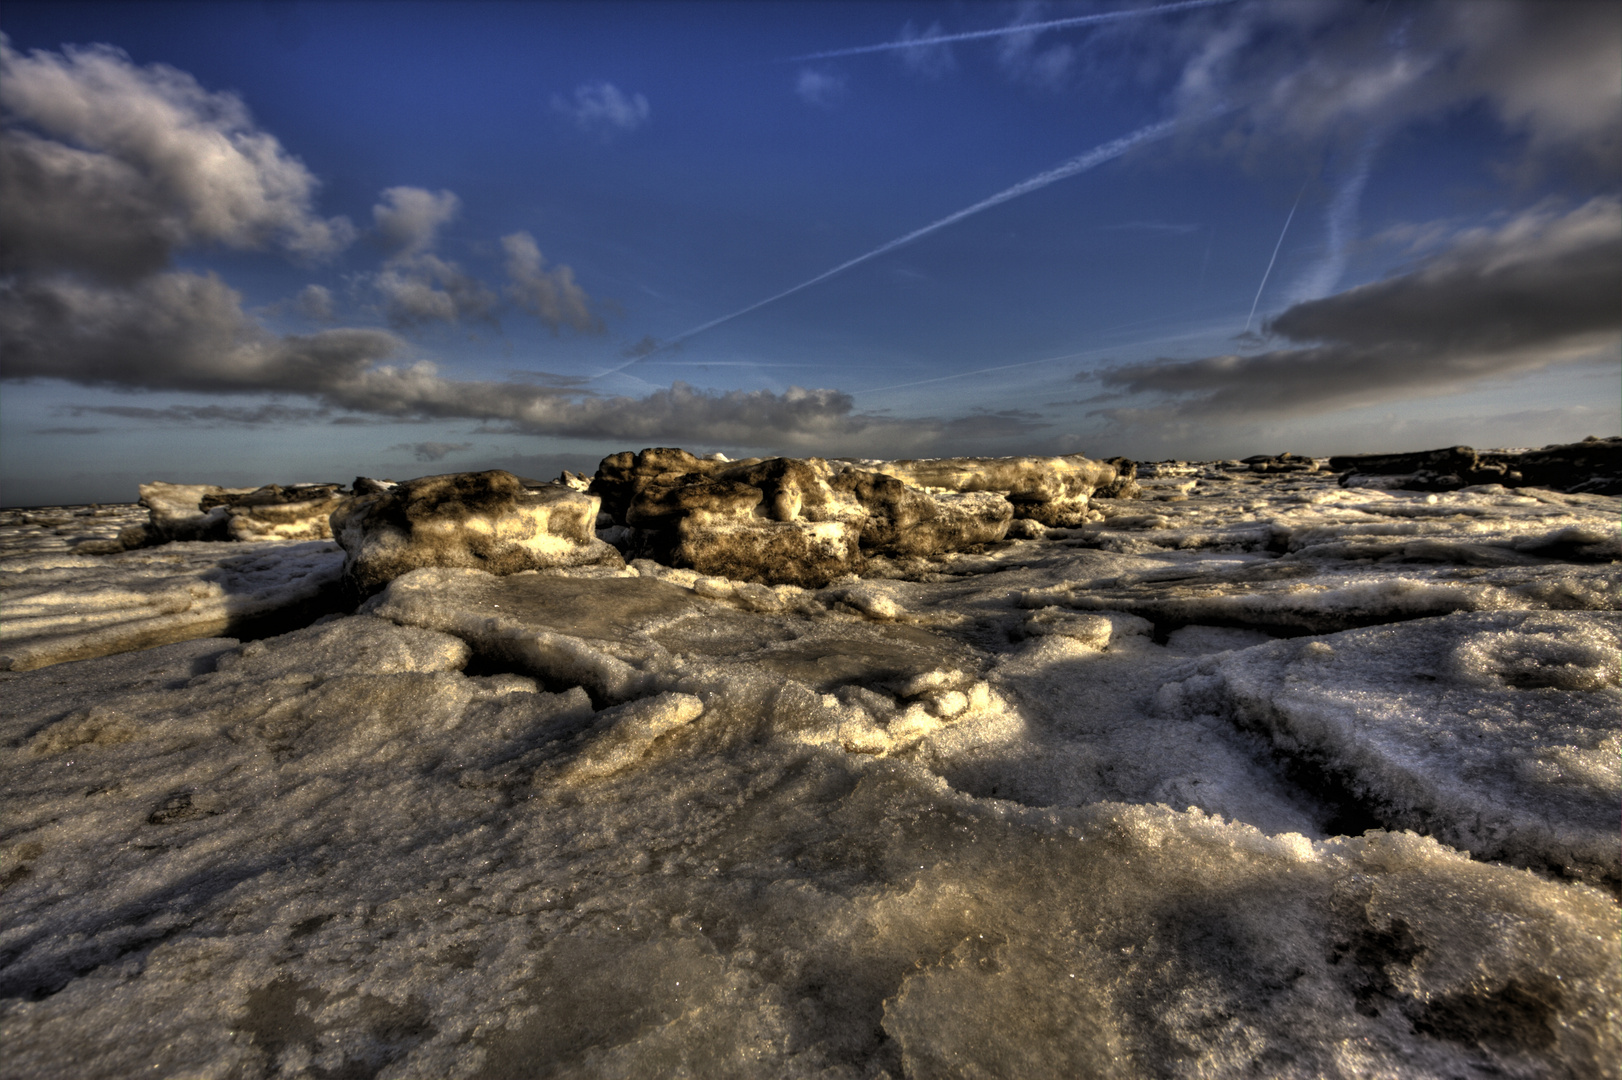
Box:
[1092, 198, 1622, 425]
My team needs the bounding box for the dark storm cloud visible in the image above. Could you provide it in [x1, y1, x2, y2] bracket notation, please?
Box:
[1094, 198, 1622, 420]
[67, 403, 334, 427]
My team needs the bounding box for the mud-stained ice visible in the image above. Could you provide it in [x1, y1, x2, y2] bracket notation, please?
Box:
[1, 452, 1619, 1079]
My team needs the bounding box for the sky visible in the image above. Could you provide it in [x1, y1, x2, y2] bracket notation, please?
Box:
[2, 0, 1619, 506]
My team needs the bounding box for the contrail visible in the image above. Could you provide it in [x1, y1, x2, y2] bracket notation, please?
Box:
[785, 0, 1236, 62]
[1196, 223, 1214, 298]
[1292, 133, 1379, 304]
[597, 118, 1177, 377]
[1245, 183, 1306, 333]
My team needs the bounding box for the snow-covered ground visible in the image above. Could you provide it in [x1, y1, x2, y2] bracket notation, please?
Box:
[2, 466, 1617, 1078]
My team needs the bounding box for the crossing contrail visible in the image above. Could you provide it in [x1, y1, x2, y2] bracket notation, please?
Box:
[598, 118, 1177, 377]
[1292, 132, 1381, 304]
[784, 0, 1236, 62]
[1245, 183, 1306, 333]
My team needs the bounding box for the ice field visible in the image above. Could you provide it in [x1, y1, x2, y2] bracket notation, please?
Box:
[2, 455, 1618, 1079]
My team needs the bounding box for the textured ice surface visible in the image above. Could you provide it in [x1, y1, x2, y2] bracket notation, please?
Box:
[0, 539, 345, 671]
[0, 503, 148, 558]
[1156, 611, 1622, 887]
[2, 468, 1619, 1078]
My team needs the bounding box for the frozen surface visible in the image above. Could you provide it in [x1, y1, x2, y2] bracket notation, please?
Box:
[0, 539, 345, 671]
[0, 503, 148, 558]
[1155, 611, 1622, 887]
[1, 468, 1619, 1078]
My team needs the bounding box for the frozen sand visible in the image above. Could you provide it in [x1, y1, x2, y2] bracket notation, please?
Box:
[1, 464, 1618, 1078]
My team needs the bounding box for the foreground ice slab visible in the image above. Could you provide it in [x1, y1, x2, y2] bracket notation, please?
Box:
[1157, 611, 1622, 888]
[2, 616, 1616, 1079]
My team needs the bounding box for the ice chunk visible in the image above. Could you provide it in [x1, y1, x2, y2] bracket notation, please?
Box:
[331, 470, 622, 595]
[561, 692, 706, 781]
[363, 567, 721, 701]
[674, 517, 861, 588]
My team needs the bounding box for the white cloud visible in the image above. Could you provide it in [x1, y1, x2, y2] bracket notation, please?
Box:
[366, 188, 503, 329]
[371, 187, 460, 259]
[295, 284, 335, 322]
[501, 232, 600, 334]
[795, 68, 847, 107]
[1172, 0, 1621, 168]
[0, 35, 354, 280]
[373, 254, 499, 329]
[550, 81, 650, 138]
[897, 21, 956, 78]
[996, 3, 1077, 92]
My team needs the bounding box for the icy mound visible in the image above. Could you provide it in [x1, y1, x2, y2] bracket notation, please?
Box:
[331, 470, 623, 594]
[1158, 611, 1622, 886]
[136, 481, 348, 545]
[589, 447, 1129, 584]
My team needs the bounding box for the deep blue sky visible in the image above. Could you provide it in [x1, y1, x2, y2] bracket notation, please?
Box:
[3, 1, 1618, 505]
